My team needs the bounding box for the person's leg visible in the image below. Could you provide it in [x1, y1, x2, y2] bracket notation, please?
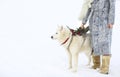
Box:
[100, 55, 111, 74]
[92, 55, 100, 69]
[91, 49, 100, 69]
[91, 34, 101, 69]
[99, 30, 112, 74]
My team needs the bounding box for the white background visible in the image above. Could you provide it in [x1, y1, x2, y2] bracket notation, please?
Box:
[0, 0, 120, 77]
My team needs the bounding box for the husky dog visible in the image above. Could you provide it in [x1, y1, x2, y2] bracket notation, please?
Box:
[51, 26, 92, 72]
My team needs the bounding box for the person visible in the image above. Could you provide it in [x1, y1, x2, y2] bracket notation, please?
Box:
[80, 0, 116, 74]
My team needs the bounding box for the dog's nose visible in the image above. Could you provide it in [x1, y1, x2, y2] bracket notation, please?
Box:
[51, 36, 53, 39]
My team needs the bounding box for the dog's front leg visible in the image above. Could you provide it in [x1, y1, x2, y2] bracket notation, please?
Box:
[66, 50, 72, 69]
[71, 53, 78, 72]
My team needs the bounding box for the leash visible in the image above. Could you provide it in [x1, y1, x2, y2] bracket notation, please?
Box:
[66, 34, 73, 50]
[61, 26, 89, 50]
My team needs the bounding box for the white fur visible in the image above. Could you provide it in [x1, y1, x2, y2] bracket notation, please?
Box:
[79, 0, 93, 20]
[51, 26, 92, 72]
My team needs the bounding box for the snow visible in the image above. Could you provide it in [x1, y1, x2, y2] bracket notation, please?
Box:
[0, 0, 120, 77]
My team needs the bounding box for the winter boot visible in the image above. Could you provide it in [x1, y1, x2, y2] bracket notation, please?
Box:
[92, 55, 100, 69]
[99, 56, 111, 74]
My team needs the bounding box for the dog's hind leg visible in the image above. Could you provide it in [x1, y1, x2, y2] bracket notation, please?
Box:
[85, 51, 92, 66]
[87, 55, 91, 66]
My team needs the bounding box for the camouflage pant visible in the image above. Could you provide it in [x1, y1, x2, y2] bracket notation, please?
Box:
[82, 0, 115, 56]
[89, 11, 112, 56]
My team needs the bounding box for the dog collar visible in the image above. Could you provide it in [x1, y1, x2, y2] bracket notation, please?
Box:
[61, 37, 69, 45]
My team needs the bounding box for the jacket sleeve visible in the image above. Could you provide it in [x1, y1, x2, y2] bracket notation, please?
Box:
[108, 0, 116, 25]
[82, 8, 91, 24]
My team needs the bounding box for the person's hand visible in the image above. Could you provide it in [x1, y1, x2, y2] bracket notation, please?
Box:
[108, 24, 113, 29]
[80, 24, 85, 29]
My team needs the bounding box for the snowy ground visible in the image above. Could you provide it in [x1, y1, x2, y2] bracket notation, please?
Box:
[0, 0, 120, 77]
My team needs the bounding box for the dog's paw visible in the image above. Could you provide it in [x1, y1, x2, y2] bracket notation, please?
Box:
[67, 66, 72, 70]
[86, 64, 90, 66]
[70, 68, 77, 73]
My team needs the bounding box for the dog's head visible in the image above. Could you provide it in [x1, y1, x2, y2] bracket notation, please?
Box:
[51, 26, 72, 43]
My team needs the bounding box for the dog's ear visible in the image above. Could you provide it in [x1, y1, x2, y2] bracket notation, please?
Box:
[58, 25, 63, 31]
[66, 25, 71, 30]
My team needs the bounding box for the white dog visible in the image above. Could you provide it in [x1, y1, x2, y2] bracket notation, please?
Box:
[51, 26, 92, 72]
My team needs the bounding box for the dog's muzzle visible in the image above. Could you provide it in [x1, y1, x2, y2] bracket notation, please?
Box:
[51, 36, 53, 39]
